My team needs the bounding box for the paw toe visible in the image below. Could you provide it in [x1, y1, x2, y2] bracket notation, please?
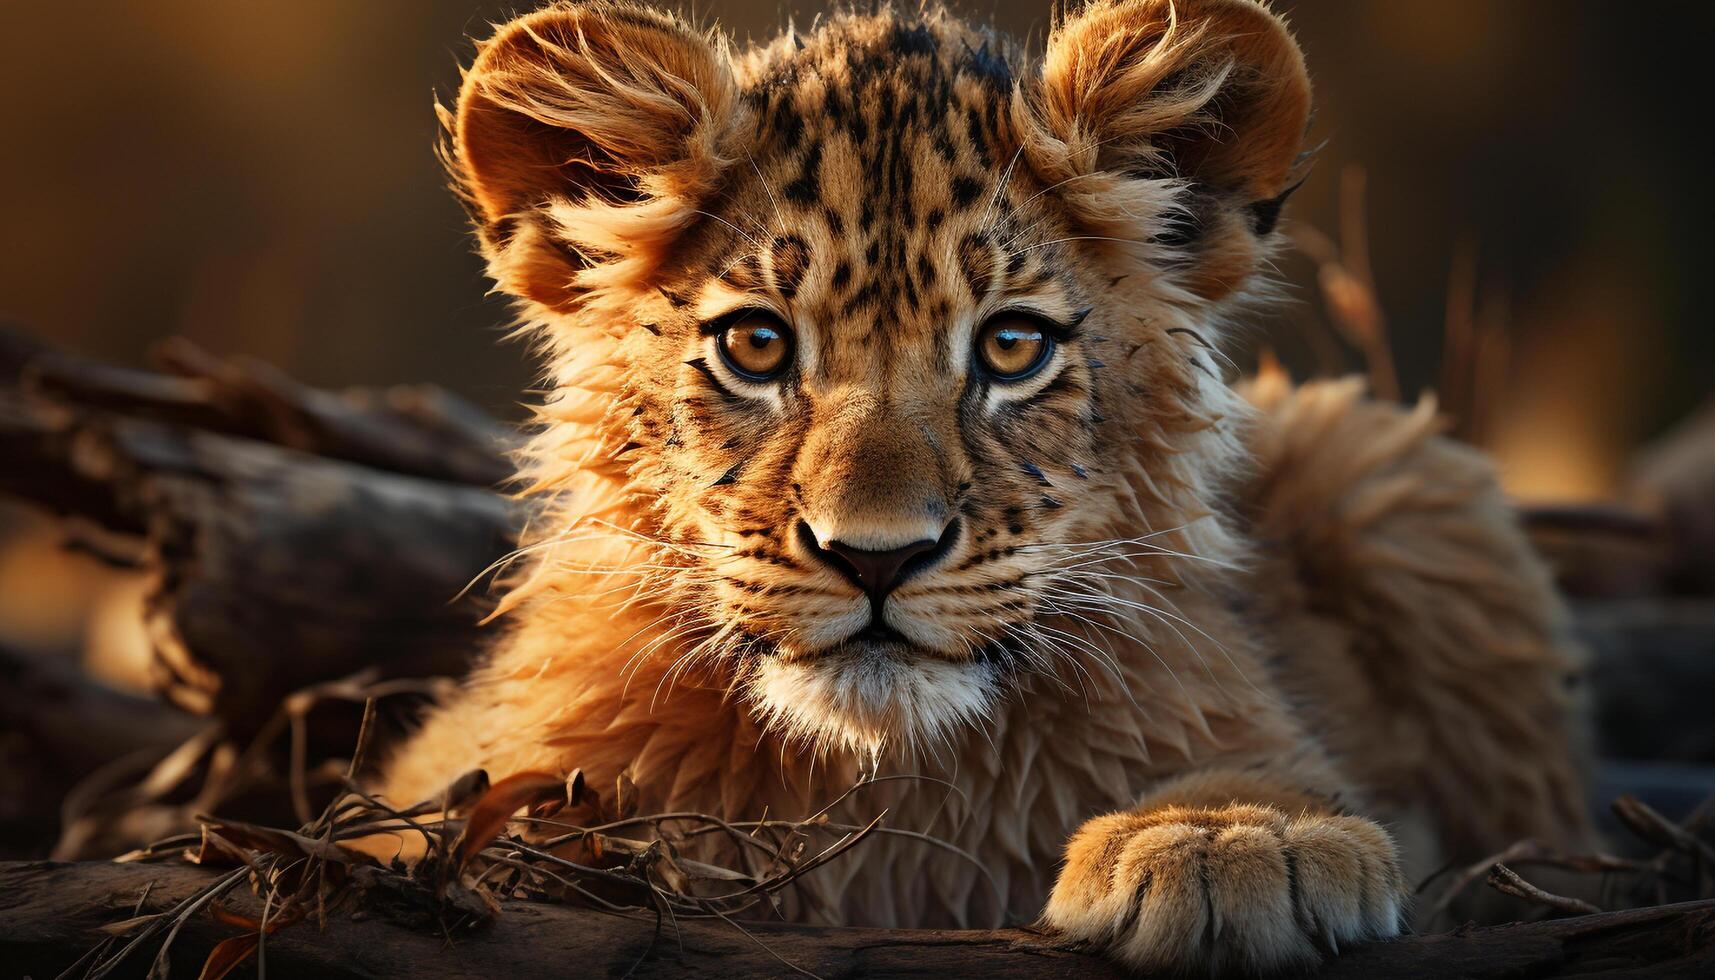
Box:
[1283, 816, 1405, 947]
[1200, 824, 1319, 972]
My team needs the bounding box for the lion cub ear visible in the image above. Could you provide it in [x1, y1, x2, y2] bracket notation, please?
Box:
[450, 1, 742, 310]
[1018, 0, 1311, 302]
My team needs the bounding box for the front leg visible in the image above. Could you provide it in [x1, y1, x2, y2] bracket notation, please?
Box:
[1042, 768, 1405, 975]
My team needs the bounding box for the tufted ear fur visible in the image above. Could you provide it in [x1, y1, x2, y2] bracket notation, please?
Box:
[449, 1, 744, 311]
[1016, 0, 1311, 302]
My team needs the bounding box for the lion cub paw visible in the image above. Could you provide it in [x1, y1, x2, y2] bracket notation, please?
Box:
[1041, 803, 1404, 975]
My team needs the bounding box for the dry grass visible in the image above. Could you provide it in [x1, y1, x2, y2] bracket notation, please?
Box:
[1289, 164, 1513, 446]
[1419, 793, 1715, 929]
[56, 692, 943, 980]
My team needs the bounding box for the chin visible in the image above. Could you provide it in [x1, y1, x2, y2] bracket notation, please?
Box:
[743, 638, 1002, 760]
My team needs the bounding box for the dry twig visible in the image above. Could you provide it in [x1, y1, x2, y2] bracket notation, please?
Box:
[61, 719, 956, 980]
[1486, 863, 1601, 916]
[1421, 793, 1715, 927]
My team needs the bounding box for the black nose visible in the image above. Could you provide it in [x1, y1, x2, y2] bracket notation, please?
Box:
[797, 520, 959, 606]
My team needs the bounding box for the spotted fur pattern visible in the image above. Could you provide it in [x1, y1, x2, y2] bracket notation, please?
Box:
[380, 3, 1589, 972]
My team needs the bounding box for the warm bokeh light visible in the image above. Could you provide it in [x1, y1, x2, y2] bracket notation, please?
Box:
[1487, 263, 1666, 502]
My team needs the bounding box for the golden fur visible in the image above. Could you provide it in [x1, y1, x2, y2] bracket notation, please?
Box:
[380, 1, 1588, 972]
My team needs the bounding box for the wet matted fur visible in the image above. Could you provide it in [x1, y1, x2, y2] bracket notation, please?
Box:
[379, 1, 1589, 972]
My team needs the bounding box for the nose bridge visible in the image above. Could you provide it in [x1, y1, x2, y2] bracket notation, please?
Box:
[798, 388, 956, 549]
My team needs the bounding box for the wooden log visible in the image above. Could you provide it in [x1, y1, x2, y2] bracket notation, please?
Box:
[22, 335, 517, 487]
[2, 860, 1712, 979]
[2, 404, 520, 730]
[103, 418, 518, 725]
[0, 331, 523, 734]
[0, 648, 203, 859]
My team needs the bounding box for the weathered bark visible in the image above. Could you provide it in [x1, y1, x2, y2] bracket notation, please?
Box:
[0, 331, 522, 733]
[111, 418, 518, 725]
[2, 861, 1712, 980]
[23, 335, 517, 488]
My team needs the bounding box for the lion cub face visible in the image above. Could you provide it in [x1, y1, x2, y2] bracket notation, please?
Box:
[450, 1, 1310, 755]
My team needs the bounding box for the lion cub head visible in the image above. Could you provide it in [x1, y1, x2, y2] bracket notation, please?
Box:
[451, 1, 1309, 757]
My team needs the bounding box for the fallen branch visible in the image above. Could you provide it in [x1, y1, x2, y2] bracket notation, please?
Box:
[106, 417, 516, 725]
[3, 861, 1713, 980]
[22, 336, 516, 487]
[1, 331, 527, 857]
[1419, 792, 1714, 928]
[1486, 863, 1601, 917]
[0, 330, 522, 733]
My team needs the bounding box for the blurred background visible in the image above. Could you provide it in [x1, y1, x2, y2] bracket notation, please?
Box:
[1, 3, 1712, 698]
[5, 0, 1712, 483]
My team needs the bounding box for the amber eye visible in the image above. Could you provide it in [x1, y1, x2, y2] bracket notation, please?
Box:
[975, 313, 1054, 381]
[716, 311, 794, 381]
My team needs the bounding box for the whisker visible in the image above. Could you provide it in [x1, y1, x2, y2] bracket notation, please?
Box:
[1005, 620, 1095, 702]
[979, 144, 1028, 235]
[1002, 170, 1112, 226]
[1008, 234, 1152, 256]
[1014, 525, 1192, 554]
[691, 209, 766, 251]
[746, 150, 789, 240]
[1037, 597, 1197, 717]
[1039, 582, 1236, 704]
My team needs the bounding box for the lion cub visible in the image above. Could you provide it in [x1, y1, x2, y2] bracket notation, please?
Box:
[381, 1, 1589, 972]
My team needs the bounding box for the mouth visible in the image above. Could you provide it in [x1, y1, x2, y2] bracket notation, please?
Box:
[847, 618, 913, 647]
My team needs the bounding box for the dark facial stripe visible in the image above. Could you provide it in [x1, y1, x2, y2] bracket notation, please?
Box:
[956, 232, 997, 300]
[770, 235, 810, 299]
[783, 139, 823, 204]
